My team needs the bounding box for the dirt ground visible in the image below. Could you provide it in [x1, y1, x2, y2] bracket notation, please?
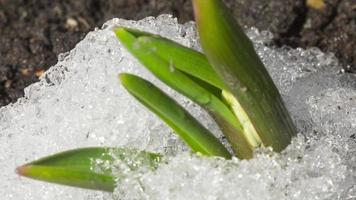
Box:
[0, 0, 355, 107]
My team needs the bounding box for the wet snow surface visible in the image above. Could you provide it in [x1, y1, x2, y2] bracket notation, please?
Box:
[1, 15, 355, 200]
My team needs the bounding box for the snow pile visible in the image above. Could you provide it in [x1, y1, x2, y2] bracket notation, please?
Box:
[0, 15, 355, 200]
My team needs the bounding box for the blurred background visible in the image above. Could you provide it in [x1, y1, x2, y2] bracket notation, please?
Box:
[0, 0, 355, 107]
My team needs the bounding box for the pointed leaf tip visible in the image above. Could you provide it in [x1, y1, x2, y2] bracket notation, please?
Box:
[114, 27, 124, 37]
[16, 165, 29, 176]
[192, 0, 219, 22]
[118, 73, 127, 82]
[115, 27, 136, 44]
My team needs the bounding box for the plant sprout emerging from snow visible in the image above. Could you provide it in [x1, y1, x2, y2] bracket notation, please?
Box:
[16, 0, 296, 192]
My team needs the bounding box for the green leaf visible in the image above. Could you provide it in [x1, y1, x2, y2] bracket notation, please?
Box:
[16, 147, 161, 192]
[144, 36, 228, 91]
[115, 27, 227, 91]
[116, 27, 254, 158]
[193, 0, 296, 152]
[115, 28, 219, 109]
[119, 73, 232, 158]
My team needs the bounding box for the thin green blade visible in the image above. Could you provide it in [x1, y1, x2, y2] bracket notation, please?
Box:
[16, 147, 161, 192]
[144, 36, 228, 90]
[119, 73, 232, 158]
[115, 27, 223, 110]
[116, 28, 254, 158]
[193, 0, 296, 152]
[115, 27, 227, 91]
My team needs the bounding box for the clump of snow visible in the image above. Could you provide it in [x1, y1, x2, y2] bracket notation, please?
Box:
[0, 15, 355, 200]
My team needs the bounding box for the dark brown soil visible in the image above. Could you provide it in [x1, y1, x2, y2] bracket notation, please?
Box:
[0, 0, 355, 107]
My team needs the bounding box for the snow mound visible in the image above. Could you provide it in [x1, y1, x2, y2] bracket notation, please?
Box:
[0, 15, 355, 200]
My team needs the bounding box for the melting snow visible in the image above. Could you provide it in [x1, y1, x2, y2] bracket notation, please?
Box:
[0, 15, 355, 200]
